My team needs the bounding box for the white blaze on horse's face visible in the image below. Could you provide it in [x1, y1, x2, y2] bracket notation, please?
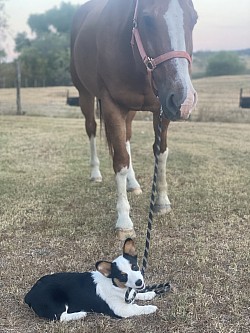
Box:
[163, 0, 197, 120]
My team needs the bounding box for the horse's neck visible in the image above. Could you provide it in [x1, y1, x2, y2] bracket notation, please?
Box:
[98, 0, 152, 102]
[104, 0, 135, 37]
[96, 0, 137, 72]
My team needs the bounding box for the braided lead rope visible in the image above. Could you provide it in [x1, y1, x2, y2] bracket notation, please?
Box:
[141, 109, 163, 276]
[125, 109, 163, 304]
[139, 282, 171, 295]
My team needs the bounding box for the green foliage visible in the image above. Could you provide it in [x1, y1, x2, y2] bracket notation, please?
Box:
[19, 33, 71, 86]
[13, 1, 79, 87]
[0, 49, 6, 60]
[15, 32, 31, 52]
[0, 0, 7, 30]
[206, 51, 247, 76]
[0, 62, 15, 87]
[28, 2, 77, 36]
[0, 0, 7, 49]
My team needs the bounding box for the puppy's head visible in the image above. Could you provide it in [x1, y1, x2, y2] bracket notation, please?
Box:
[96, 238, 145, 290]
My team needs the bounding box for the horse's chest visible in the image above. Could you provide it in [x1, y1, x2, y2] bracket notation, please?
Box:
[106, 78, 160, 112]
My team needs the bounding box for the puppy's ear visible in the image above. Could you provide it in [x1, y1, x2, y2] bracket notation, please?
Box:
[123, 238, 136, 256]
[96, 261, 112, 277]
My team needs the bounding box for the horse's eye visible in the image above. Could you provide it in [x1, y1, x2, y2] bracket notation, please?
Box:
[142, 15, 155, 29]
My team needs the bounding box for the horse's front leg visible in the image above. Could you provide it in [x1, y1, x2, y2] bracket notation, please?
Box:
[153, 113, 171, 214]
[102, 94, 135, 240]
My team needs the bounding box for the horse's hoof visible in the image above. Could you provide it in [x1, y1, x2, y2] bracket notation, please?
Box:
[127, 187, 142, 195]
[90, 176, 102, 182]
[153, 204, 171, 215]
[116, 228, 136, 241]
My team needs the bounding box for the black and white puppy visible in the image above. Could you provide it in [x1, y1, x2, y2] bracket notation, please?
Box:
[24, 238, 157, 321]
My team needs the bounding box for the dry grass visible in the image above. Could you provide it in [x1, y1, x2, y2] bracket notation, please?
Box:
[0, 86, 81, 118]
[0, 75, 250, 123]
[192, 75, 250, 123]
[0, 116, 249, 333]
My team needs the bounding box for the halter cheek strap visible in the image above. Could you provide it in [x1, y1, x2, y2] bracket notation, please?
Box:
[131, 0, 192, 73]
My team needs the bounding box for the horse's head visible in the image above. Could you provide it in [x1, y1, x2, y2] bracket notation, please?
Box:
[137, 0, 198, 120]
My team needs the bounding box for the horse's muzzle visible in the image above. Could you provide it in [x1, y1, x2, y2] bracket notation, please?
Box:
[159, 89, 197, 121]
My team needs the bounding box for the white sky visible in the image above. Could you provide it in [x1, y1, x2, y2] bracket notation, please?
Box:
[2, 0, 250, 60]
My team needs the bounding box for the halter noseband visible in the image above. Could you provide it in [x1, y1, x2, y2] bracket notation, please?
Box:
[131, 0, 192, 73]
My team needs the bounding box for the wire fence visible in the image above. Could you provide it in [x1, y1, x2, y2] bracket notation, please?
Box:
[0, 76, 250, 123]
[0, 86, 83, 118]
[0, 86, 153, 120]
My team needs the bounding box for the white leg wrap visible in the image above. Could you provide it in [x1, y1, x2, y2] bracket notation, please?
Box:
[115, 167, 133, 230]
[154, 149, 171, 213]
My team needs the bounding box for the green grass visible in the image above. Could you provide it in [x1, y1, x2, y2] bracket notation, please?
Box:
[0, 116, 249, 333]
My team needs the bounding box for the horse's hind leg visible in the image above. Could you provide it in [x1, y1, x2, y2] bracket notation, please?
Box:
[79, 91, 102, 182]
[126, 111, 142, 195]
[153, 112, 171, 214]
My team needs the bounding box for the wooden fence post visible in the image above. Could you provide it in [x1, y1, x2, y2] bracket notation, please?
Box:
[16, 59, 22, 115]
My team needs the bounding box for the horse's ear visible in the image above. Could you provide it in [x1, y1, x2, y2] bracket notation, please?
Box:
[123, 238, 136, 256]
[96, 261, 112, 277]
[186, 0, 198, 22]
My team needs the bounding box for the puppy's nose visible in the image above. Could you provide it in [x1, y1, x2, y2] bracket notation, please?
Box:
[135, 279, 143, 287]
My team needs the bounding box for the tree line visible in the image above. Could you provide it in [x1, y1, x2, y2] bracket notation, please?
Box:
[193, 50, 249, 79]
[0, 1, 249, 88]
[0, 2, 78, 88]
[0, 0, 7, 60]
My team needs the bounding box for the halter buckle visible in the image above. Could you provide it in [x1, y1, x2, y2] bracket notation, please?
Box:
[145, 57, 156, 71]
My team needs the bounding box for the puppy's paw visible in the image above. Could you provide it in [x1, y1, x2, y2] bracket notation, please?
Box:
[143, 291, 156, 300]
[143, 305, 158, 315]
[136, 291, 156, 301]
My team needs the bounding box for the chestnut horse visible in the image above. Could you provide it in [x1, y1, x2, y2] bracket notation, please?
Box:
[70, 0, 198, 240]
